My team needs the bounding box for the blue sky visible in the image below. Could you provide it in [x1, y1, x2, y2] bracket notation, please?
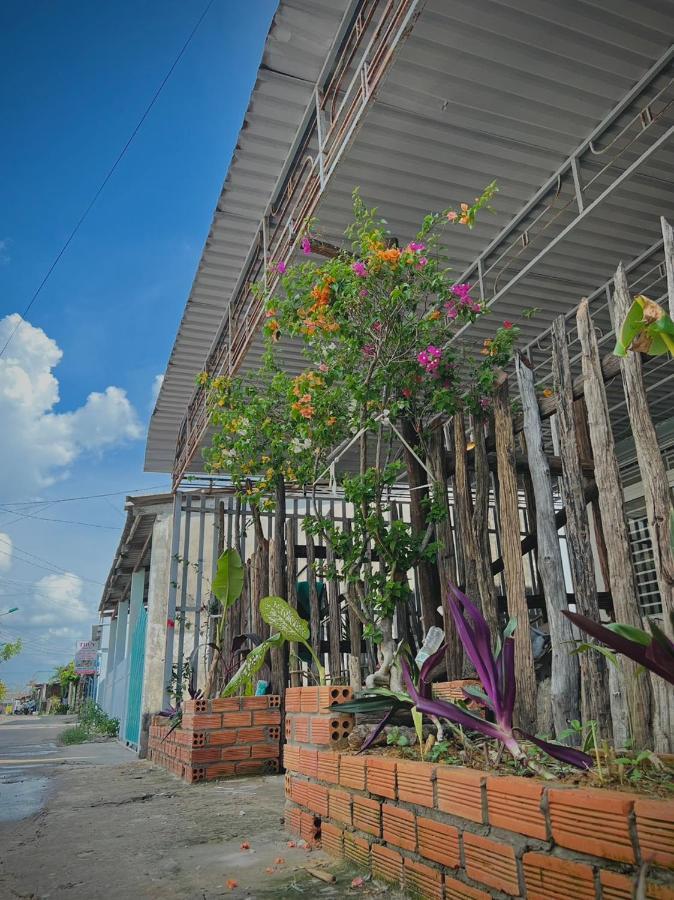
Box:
[0, 0, 277, 687]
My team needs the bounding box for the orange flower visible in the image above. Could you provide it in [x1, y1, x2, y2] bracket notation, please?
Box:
[428, 309, 442, 320]
[327, 416, 336, 425]
[460, 202, 469, 212]
[376, 247, 401, 265]
[542, 388, 553, 398]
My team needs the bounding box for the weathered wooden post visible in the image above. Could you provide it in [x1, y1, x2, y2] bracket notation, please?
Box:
[516, 355, 581, 739]
[493, 375, 537, 733]
[471, 416, 501, 638]
[576, 296, 655, 748]
[305, 530, 322, 679]
[286, 517, 300, 687]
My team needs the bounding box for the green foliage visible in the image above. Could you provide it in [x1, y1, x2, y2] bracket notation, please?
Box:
[259, 595, 325, 682]
[54, 661, 79, 691]
[386, 726, 411, 748]
[212, 548, 244, 609]
[613, 295, 674, 358]
[59, 725, 91, 745]
[78, 699, 119, 737]
[221, 633, 284, 697]
[0, 638, 22, 663]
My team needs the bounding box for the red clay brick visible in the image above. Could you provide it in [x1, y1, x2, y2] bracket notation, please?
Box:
[210, 698, 240, 712]
[284, 687, 303, 712]
[397, 760, 435, 808]
[403, 857, 443, 900]
[353, 795, 381, 837]
[221, 745, 251, 761]
[283, 744, 300, 772]
[463, 831, 519, 896]
[304, 782, 329, 818]
[253, 709, 281, 725]
[436, 767, 485, 823]
[444, 874, 491, 900]
[241, 695, 272, 709]
[300, 810, 321, 844]
[236, 759, 274, 775]
[636, 798, 674, 869]
[600, 870, 634, 899]
[523, 851, 595, 900]
[207, 729, 237, 746]
[316, 750, 340, 784]
[328, 788, 352, 826]
[318, 685, 353, 710]
[221, 711, 252, 728]
[183, 698, 207, 714]
[344, 832, 370, 869]
[189, 747, 222, 763]
[371, 844, 402, 887]
[647, 883, 674, 899]
[487, 774, 546, 839]
[310, 714, 353, 745]
[250, 743, 279, 760]
[298, 748, 318, 778]
[205, 762, 236, 779]
[182, 713, 222, 730]
[236, 726, 267, 743]
[293, 715, 311, 743]
[382, 804, 416, 852]
[365, 756, 396, 799]
[416, 816, 459, 869]
[548, 787, 636, 863]
[290, 777, 308, 807]
[286, 804, 301, 836]
[299, 686, 320, 712]
[321, 822, 344, 859]
[339, 754, 366, 790]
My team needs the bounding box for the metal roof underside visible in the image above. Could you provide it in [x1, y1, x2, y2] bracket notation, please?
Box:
[145, 0, 350, 473]
[146, 0, 674, 476]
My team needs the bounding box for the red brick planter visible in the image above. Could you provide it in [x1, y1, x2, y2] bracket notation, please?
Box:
[283, 687, 674, 898]
[147, 695, 281, 783]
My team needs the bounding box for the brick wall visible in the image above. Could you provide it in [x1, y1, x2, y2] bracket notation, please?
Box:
[148, 695, 281, 783]
[283, 689, 674, 899]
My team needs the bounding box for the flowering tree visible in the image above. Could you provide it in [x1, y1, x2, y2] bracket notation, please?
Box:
[257, 186, 518, 688]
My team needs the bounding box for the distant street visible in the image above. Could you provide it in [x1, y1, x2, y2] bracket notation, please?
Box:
[0, 715, 367, 899]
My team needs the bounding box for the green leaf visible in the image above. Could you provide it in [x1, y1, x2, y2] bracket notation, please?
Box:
[613, 300, 644, 357]
[212, 548, 244, 609]
[221, 635, 281, 697]
[605, 623, 651, 646]
[570, 641, 619, 668]
[259, 595, 310, 643]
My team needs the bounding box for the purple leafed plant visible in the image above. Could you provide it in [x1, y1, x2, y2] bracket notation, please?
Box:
[562, 610, 674, 685]
[401, 584, 594, 771]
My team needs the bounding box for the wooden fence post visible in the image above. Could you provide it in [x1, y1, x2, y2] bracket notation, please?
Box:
[577, 296, 655, 748]
[662, 216, 674, 316]
[427, 427, 463, 679]
[610, 270, 674, 750]
[551, 316, 613, 740]
[493, 375, 537, 733]
[453, 412, 480, 603]
[472, 416, 501, 639]
[286, 517, 300, 687]
[306, 531, 322, 679]
[516, 355, 581, 739]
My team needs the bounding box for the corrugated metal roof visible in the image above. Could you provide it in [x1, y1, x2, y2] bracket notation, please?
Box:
[146, 0, 351, 472]
[147, 0, 674, 476]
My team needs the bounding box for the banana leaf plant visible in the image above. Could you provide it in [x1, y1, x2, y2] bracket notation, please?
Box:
[562, 609, 674, 686]
[613, 294, 674, 358]
[399, 585, 593, 771]
[203, 547, 246, 697]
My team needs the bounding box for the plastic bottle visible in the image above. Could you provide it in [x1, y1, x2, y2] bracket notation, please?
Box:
[415, 626, 445, 667]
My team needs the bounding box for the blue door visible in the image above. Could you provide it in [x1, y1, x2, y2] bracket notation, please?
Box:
[124, 606, 147, 747]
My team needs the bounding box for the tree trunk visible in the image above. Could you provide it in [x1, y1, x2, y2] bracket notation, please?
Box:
[493, 376, 538, 733]
[347, 583, 363, 692]
[268, 479, 288, 695]
[286, 517, 300, 687]
[401, 419, 441, 635]
[577, 296, 656, 748]
[516, 355, 581, 740]
[326, 541, 342, 684]
[471, 417, 501, 638]
[610, 272, 673, 750]
[426, 428, 463, 679]
[573, 398, 611, 592]
[453, 412, 479, 602]
[552, 314, 614, 742]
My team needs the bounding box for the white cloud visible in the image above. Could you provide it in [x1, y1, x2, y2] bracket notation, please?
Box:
[0, 533, 12, 572]
[0, 239, 10, 266]
[28, 572, 89, 628]
[0, 314, 143, 501]
[150, 373, 164, 409]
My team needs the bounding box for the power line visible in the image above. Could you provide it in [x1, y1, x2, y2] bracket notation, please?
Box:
[0, 0, 215, 359]
[0, 505, 120, 530]
[0, 483, 171, 507]
[0, 536, 104, 585]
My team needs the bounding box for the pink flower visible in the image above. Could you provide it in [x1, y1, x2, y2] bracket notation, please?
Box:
[451, 283, 472, 303]
[372, 321, 383, 333]
[427, 345, 441, 358]
[402, 387, 412, 398]
[277, 260, 287, 274]
[444, 302, 458, 320]
[416, 257, 428, 268]
[362, 344, 376, 357]
[417, 351, 429, 365]
[301, 236, 312, 255]
[352, 261, 368, 277]
[503, 320, 513, 329]
[447, 211, 458, 222]
[479, 397, 491, 410]
[318, 362, 329, 373]
[359, 289, 369, 298]
[407, 241, 426, 252]
[470, 301, 482, 314]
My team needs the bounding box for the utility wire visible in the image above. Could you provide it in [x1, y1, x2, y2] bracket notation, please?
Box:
[0, 0, 215, 359]
[0, 536, 104, 585]
[0, 483, 171, 507]
[0, 506, 120, 530]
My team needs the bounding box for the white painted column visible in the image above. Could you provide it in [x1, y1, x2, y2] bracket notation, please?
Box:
[103, 616, 118, 714]
[114, 599, 129, 731]
[141, 511, 172, 718]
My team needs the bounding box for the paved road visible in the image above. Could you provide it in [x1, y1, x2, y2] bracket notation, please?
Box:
[0, 715, 372, 899]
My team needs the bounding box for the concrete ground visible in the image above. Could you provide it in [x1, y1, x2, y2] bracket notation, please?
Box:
[0, 715, 393, 899]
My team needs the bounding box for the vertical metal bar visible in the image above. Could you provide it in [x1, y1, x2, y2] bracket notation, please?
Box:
[163, 492, 183, 707]
[477, 258, 485, 302]
[192, 494, 206, 667]
[315, 87, 326, 190]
